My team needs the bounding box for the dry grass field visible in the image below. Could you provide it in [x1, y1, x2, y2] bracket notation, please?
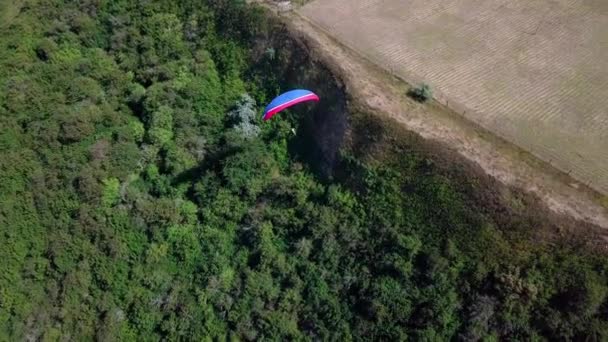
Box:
[299, 0, 608, 194]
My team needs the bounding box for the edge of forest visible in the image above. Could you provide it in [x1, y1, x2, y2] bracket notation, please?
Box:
[257, 1, 608, 242]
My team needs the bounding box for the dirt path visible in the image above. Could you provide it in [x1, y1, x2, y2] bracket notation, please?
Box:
[263, 4, 608, 231]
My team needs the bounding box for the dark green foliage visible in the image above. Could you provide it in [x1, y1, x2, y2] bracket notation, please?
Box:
[408, 83, 433, 103]
[1, 0, 607, 341]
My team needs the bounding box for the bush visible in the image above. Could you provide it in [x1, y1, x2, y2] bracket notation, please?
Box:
[408, 83, 433, 103]
[227, 93, 260, 139]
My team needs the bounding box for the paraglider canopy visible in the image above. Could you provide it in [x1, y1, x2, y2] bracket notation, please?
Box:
[263, 89, 319, 121]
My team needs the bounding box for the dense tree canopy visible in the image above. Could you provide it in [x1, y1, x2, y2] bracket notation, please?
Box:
[1, 0, 607, 340]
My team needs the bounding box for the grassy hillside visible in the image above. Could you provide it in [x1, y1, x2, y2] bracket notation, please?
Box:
[0, 0, 607, 340]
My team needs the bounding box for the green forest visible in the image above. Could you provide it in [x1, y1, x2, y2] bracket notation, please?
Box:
[1, 0, 607, 340]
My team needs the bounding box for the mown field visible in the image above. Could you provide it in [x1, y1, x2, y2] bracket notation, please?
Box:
[300, 0, 608, 194]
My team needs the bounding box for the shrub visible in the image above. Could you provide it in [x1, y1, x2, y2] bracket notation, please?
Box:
[227, 93, 260, 139]
[408, 83, 433, 103]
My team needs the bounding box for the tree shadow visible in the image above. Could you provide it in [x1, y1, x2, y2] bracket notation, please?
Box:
[287, 97, 349, 181]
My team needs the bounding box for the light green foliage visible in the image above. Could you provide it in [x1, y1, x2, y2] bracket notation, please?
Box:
[163, 143, 197, 176]
[128, 83, 146, 103]
[0, 0, 606, 341]
[127, 117, 145, 143]
[147, 105, 174, 146]
[144, 13, 187, 60]
[101, 177, 121, 207]
[68, 76, 105, 103]
[50, 45, 82, 64]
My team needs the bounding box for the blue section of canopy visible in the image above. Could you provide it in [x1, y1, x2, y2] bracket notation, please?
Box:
[263, 89, 317, 116]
